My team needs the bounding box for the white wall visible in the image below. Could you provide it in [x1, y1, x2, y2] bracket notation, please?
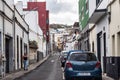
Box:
[15, 1, 23, 15]
[4, 3, 13, 20]
[24, 11, 44, 54]
[5, 20, 13, 37]
[24, 11, 38, 33]
[89, 0, 109, 18]
[97, 16, 109, 55]
[95, 16, 109, 71]
[14, 7, 29, 69]
[15, 23, 22, 69]
[89, 0, 96, 17]
[5, 0, 14, 9]
[0, 0, 3, 11]
[89, 24, 97, 53]
[110, 0, 120, 56]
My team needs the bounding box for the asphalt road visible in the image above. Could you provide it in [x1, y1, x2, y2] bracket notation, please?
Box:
[15, 54, 63, 80]
[14, 53, 112, 80]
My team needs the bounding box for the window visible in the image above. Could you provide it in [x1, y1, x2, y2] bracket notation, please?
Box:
[69, 53, 97, 61]
[92, 42, 94, 52]
[86, 0, 89, 12]
[96, 0, 102, 6]
[112, 35, 115, 56]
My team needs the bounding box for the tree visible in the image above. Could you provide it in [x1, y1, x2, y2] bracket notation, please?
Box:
[29, 40, 38, 49]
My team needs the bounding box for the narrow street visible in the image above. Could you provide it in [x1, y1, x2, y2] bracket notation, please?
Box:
[15, 53, 63, 80]
[13, 53, 111, 80]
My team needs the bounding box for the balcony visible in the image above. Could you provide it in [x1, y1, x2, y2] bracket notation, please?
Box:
[89, 9, 107, 23]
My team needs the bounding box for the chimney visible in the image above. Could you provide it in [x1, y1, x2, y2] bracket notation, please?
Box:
[15, 1, 23, 15]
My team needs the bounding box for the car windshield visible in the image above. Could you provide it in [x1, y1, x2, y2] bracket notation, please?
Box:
[69, 53, 97, 61]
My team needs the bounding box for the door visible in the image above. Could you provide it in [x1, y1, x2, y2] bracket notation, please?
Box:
[97, 32, 102, 62]
[5, 37, 10, 73]
[97, 32, 104, 71]
[20, 39, 23, 68]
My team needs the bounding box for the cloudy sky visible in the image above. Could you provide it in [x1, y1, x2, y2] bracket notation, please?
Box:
[14, 0, 79, 25]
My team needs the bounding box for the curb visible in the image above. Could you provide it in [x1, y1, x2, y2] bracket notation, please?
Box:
[2, 55, 50, 80]
[102, 75, 114, 80]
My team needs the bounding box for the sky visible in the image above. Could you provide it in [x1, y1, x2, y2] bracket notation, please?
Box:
[14, 0, 79, 25]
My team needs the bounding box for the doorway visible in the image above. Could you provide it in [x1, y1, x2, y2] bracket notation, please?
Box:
[5, 36, 12, 73]
[97, 32, 102, 62]
[97, 32, 106, 72]
[20, 38, 23, 68]
[103, 33, 106, 73]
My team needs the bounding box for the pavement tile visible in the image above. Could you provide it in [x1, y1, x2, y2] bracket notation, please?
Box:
[102, 75, 114, 80]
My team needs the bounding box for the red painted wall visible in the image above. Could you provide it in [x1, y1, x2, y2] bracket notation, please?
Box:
[26, 2, 49, 36]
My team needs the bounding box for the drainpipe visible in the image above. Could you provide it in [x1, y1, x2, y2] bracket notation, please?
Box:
[107, 0, 116, 8]
[28, 25, 29, 66]
[13, 6, 16, 71]
[2, 0, 5, 78]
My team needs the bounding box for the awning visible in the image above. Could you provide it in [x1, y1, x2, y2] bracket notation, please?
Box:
[89, 9, 107, 23]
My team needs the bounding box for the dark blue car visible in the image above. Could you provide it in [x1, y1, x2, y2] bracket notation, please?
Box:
[64, 51, 102, 80]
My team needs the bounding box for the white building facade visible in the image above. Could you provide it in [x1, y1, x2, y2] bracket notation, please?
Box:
[89, 0, 110, 73]
[0, 0, 29, 78]
[106, 0, 120, 79]
[0, 0, 14, 77]
[14, 7, 29, 70]
[24, 10, 45, 62]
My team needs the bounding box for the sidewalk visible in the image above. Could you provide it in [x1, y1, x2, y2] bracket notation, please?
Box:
[2, 55, 50, 80]
[102, 74, 114, 80]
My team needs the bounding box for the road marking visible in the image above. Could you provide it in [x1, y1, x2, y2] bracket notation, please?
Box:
[62, 72, 65, 80]
[61, 67, 65, 80]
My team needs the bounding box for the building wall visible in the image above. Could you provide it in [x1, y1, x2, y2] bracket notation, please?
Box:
[79, 0, 89, 30]
[89, 24, 97, 53]
[4, 19, 13, 36]
[96, 16, 109, 70]
[89, 0, 96, 17]
[0, 0, 3, 11]
[0, 0, 29, 77]
[24, 10, 45, 60]
[88, 0, 110, 72]
[27, 2, 47, 35]
[5, 0, 14, 9]
[110, 0, 120, 56]
[0, 0, 14, 76]
[15, 8, 29, 70]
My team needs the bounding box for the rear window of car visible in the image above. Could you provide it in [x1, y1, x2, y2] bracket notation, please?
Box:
[69, 53, 97, 61]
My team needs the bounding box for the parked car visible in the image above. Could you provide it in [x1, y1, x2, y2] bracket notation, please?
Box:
[64, 51, 102, 80]
[66, 50, 84, 59]
[60, 50, 68, 67]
